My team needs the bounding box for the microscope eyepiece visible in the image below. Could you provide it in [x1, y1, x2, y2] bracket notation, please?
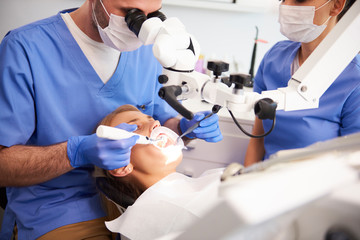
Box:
[125, 9, 168, 36]
[147, 10, 167, 21]
[125, 8, 147, 36]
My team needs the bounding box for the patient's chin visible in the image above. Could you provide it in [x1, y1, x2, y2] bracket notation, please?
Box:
[131, 144, 182, 174]
[162, 148, 183, 165]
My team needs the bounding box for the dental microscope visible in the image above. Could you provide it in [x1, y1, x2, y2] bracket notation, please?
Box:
[124, 4, 360, 138]
[123, 3, 360, 239]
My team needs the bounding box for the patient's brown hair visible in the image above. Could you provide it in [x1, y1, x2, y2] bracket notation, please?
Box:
[97, 104, 140, 127]
[95, 105, 144, 219]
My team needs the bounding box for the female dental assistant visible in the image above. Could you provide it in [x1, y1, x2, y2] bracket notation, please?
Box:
[245, 0, 360, 166]
[0, 0, 222, 239]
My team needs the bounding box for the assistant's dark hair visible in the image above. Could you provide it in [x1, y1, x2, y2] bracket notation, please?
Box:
[337, 0, 356, 21]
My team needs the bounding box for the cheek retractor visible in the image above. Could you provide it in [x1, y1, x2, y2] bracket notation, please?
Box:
[150, 126, 184, 150]
[153, 135, 169, 148]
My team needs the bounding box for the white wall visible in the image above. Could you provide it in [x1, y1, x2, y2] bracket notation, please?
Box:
[0, 0, 84, 38]
[0, 0, 284, 74]
[161, 4, 285, 73]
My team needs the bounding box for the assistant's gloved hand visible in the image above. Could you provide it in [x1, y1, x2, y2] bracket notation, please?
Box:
[180, 111, 223, 142]
[67, 123, 139, 170]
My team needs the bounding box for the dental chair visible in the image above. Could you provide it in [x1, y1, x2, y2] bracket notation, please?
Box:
[95, 177, 135, 210]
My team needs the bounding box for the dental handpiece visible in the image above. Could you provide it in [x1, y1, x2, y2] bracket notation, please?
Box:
[96, 125, 156, 144]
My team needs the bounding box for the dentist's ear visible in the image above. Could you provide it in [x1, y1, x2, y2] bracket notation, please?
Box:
[109, 163, 133, 177]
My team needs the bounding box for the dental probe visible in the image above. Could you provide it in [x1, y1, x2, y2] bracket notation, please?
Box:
[96, 125, 162, 145]
[176, 112, 214, 143]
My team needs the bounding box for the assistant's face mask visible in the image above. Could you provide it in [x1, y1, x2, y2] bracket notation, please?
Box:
[92, 0, 143, 52]
[278, 0, 332, 43]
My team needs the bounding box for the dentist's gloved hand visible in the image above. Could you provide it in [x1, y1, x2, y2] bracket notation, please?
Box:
[179, 111, 223, 142]
[67, 123, 139, 170]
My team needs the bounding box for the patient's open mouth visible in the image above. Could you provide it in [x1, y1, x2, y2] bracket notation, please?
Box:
[154, 134, 174, 148]
[150, 126, 184, 150]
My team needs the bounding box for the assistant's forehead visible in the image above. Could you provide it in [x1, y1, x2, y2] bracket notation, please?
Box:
[110, 111, 150, 126]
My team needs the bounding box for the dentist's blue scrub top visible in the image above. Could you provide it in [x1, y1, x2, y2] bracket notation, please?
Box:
[0, 10, 177, 240]
[254, 40, 360, 160]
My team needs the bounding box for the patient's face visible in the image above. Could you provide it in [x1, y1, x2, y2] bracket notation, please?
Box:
[109, 110, 183, 176]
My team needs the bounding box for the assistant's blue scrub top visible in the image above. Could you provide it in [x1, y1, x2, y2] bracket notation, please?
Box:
[254, 40, 360, 160]
[0, 9, 177, 240]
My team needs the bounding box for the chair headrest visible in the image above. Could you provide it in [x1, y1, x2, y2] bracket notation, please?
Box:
[95, 177, 135, 209]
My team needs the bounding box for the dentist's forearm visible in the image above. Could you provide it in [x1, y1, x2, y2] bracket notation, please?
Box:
[0, 142, 74, 187]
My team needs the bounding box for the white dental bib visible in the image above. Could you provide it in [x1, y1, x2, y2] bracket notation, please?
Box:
[105, 168, 224, 240]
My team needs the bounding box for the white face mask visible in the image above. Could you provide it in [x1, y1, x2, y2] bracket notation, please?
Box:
[278, 0, 332, 43]
[92, 0, 143, 52]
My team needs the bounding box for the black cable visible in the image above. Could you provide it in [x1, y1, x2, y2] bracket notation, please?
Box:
[228, 110, 276, 138]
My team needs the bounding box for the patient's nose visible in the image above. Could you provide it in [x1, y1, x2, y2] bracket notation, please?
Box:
[148, 120, 160, 136]
[151, 120, 161, 130]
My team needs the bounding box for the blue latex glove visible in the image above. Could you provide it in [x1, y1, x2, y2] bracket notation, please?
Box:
[180, 111, 223, 142]
[67, 123, 139, 170]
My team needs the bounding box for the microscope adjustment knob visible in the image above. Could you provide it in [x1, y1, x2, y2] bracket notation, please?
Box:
[230, 73, 251, 90]
[158, 75, 169, 84]
[254, 98, 277, 120]
[207, 61, 229, 78]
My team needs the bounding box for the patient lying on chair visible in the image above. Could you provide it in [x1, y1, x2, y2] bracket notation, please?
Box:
[94, 105, 223, 240]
